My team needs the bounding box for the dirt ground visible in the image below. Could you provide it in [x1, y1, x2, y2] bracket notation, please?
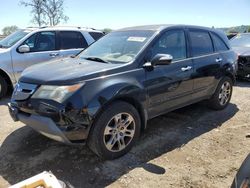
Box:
[0, 81, 249, 188]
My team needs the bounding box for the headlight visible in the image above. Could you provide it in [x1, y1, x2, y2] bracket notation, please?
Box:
[32, 83, 84, 103]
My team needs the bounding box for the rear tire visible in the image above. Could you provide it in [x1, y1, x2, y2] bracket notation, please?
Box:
[87, 101, 141, 160]
[208, 76, 233, 110]
[0, 76, 8, 99]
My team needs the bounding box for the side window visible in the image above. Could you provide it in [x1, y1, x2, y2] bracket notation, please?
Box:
[211, 33, 229, 52]
[35, 32, 56, 52]
[151, 30, 186, 61]
[189, 31, 213, 57]
[88, 32, 104, 41]
[22, 31, 56, 52]
[60, 31, 88, 49]
[22, 33, 37, 50]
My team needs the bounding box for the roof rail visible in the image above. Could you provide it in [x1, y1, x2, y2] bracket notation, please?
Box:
[25, 26, 101, 31]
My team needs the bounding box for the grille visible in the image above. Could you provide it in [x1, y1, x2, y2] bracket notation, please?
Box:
[12, 82, 38, 101]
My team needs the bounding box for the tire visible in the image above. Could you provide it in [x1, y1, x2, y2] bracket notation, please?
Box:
[208, 76, 233, 110]
[87, 101, 141, 160]
[0, 76, 8, 99]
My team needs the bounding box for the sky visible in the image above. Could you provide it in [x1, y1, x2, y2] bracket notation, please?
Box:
[0, 0, 249, 33]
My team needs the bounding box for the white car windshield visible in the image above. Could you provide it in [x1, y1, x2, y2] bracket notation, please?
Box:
[79, 30, 155, 64]
[0, 30, 30, 48]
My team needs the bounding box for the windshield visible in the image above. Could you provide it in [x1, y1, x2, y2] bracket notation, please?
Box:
[230, 34, 250, 47]
[79, 30, 155, 64]
[0, 30, 30, 48]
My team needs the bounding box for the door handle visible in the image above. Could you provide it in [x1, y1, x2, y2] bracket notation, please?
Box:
[181, 66, 192, 72]
[215, 58, 223, 63]
[49, 53, 59, 57]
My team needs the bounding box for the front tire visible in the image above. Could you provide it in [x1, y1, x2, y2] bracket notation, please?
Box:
[208, 76, 233, 110]
[87, 101, 141, 160]
[0, 76, 8, 99]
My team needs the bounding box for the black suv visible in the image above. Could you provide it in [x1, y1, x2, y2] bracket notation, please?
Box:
[9, 25, 237, 159]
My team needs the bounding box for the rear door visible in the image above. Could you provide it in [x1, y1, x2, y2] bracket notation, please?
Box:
[145, 29, 194, 118]
[12, 31, 60, 80]
[188, 29, 223, 99]
[58, 31, 89, 57]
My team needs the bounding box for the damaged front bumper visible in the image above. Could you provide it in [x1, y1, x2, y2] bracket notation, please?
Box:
[8, 100, 92, 144]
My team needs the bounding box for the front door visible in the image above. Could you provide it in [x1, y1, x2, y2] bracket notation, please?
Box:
[145, 29, 194, 118]
[11, 31, 60, 81]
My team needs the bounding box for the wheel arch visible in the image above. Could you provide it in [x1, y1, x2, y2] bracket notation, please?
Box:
[0, 68, 13, 91]
[86, 83, 148, 134]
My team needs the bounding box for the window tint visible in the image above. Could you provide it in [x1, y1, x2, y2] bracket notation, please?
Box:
[151, 30, 186, 60]
[60, 31, 88, 49]
[211, 33, 229, 52]
[23, 33, 37, 49]
[89, 32, 104, 41]
[22, 31, 56, 52]
[189, 31, 213, 57]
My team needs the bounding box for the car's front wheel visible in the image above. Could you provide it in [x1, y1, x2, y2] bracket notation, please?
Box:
[208, 76, 233, 110]
[87, 101, 141, 160]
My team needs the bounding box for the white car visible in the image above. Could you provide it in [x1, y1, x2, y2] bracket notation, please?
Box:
[0, 26, 104, 98]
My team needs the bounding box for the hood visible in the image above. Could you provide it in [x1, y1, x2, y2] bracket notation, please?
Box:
[0, 48, 10, 53]
[20, 57, 124, 85]
[232, 46, 250, 57]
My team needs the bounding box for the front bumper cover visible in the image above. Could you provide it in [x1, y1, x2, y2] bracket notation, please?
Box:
[8, 102, 90, 144]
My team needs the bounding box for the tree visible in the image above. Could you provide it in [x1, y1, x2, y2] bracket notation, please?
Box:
[103, 28, 112, 34]
[42, 0, 69, 26]
[248, 26, 250, 33]
[20, 0, 68, 26]
[2, 26, 19, 35]
[20, 0, 47, 26]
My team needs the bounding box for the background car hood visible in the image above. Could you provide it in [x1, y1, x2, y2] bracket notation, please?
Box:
[20, 57, 124, 85]
[0, 48, 9, 53]
[232, 46, 250, 56]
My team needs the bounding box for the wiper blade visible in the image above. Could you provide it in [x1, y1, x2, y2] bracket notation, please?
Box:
[0, 44, 8, 48]
[84, 57, 110, 64]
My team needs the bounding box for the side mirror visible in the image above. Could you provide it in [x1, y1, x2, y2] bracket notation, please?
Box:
[18, 45, 30, 53]
[151, 54, 173, 66]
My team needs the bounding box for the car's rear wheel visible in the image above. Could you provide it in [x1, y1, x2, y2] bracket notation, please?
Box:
[208, 76, 233, 110]
[0, 76, 8, 99]
[87, 101, 141, 160]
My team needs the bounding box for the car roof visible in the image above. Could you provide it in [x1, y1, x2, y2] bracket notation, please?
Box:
[119, 24, 218, 32]
[24, 26, 103, 33]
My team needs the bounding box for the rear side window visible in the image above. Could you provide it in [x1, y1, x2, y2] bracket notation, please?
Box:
[60, 31, 88, 49]
[89, 32, 104, 41]
[211, 33, 229, 52]
[151, 30, 187, 60]
[189, 31, 213, 57]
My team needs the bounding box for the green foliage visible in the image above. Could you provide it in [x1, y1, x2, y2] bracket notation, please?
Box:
[248, 27, 250, 33]
[220, 25, 250, 33]
[2, 26, 19, 36]
[103, 28, 112, 34]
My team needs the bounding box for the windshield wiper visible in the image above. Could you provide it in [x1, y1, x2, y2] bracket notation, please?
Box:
[84, 57, 110, 64]
[0, 44, 8, 48]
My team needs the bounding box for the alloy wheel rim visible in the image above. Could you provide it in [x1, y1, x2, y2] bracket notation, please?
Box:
[103, 113, 135, 152]
[218, 81, 231, 106]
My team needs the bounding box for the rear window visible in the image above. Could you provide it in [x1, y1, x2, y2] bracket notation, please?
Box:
[189, 31, 214, 57]
[211, 33, 229, 52]
[59, 31, 88, 49]
[88, 32, 104, 41]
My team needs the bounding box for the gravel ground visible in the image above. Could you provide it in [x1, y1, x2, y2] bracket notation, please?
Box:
[0, 81, 249, 188]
